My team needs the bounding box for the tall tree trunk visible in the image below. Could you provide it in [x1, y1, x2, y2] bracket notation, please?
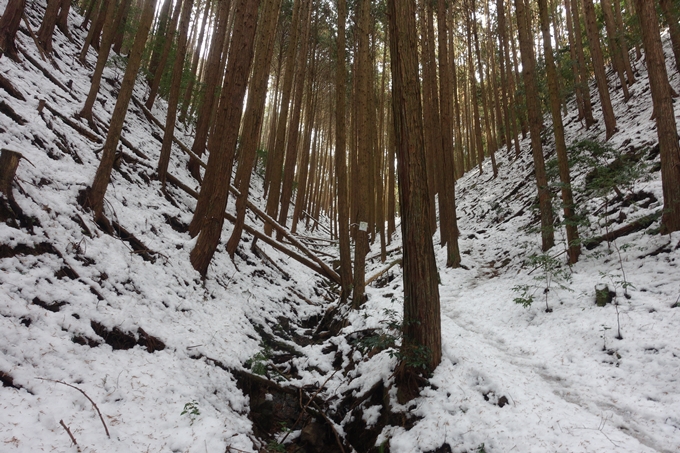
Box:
[601, 0, 630, 100]
[659, 0, 680, 73]
[569, 0, 596, 128]
[147, 0, 172, 80]
[189, 0, 260, 276]
[0, 0, 26, 61]
[613, 0, 635, 85]
[80, 0, 157, 224]
[179, 0, 212, 124]
[56, 0, 71, 39]
[466, 7, 484, 175]
[157, 0, 194, 186]
[351, 0, 371, 309]
[38, 0, 62, 54]
[538, 0, 581, 263]
[388, 0, 441, 400]
[188, 0, 231, 182]
[277, 0, 312, 235]
[514, 0, 555, 251]
[582, 0, 617, 139]
[438, 0, 461, 268]
[78, 0, 125, 125]
[264, 0, 304, 236]
[226, 0, 283, 258]
[635, 0, 680, 233]
[145, 0, 183, 109]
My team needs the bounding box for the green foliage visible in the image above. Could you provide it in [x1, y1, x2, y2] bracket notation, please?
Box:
[476, 444, 488, 453]
[245, 343, 272, 376]
[568, 140, 648, 198]
[181, 401, 200, 424]
[266, 440, 286, 452]
[512, 253, 573, 312]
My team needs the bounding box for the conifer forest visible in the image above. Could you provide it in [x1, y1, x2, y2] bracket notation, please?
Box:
[0, 0, 679, 451]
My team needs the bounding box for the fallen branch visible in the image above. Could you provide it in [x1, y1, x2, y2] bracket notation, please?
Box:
[165, 173, 335, 282]
[39, 100, 103, 144]
[130, 96, 205, 167]
[229, 185, 341, 285]
[366, 258, 402, 287]
[38, 378, 110, 438]
[585, 211, 661, 250]
[59, 419, 81, 452]
[18, 46, 75, 99]
[21, 13, 47, 61]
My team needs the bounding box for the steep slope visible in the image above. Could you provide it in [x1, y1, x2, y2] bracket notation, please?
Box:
[0, 2, 679, 453]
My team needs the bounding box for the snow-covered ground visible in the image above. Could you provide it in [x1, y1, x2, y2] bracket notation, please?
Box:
[1, 2, 679, 452]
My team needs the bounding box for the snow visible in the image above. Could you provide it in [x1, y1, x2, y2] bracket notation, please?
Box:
[1, 2, 679, 452]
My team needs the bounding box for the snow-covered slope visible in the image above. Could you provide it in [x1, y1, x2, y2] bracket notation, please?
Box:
[1, 2, 679, 453]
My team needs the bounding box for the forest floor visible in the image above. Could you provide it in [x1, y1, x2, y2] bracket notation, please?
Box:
[1, 2, 680, 453]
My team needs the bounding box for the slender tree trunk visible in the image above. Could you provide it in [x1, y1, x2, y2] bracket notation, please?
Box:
[438, 0, 461, 268]
[179, 0, 212, 124]
[189, 0, 260, 276]
[0, 0, 26, 61]
[277, 0, 312, 235]
[38, 0, 62, 54]
[388, 0, 441, 399]
[56, 0, 71, 39]
[582, 0, 617, 139]
[226, 0, 283, 258]
[466, 8, 485, 175]
[145, 0, 183, 109]
[659, 0, 680, 73]
[569, 0, 596, 128]
[78, 0, 125, 125]
[157, 0, 194, 186]
[635, 0, 680, 233]
[188, 0, 231, 182]
[80, 0, 157, 224]
[601, 0, 630, 100]
[538, 0, 581, 263]
[351, 0, 371, 309]
[515, 0, 555, 251]
[335, 0, 354, 288]
[147, 0, 172, 80]
[613, 0, 635, 85]
[264, 0, 304, 236]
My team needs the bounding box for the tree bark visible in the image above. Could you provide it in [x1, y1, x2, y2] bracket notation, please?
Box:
[538, 0, 581, 263]
[189, 0, 259, 276]
[188, 0, 231, 181]
[157, 0, 194, 186]
[582, 0, 617, 139]
[514, 0, 555, 251]
[37, 0, 62, 54]
[388, 0, 441, 397]
[635, 0, 680, 233]
[659, 0, 680, 73]
[0, 0, 26, 61]
[264, 0, 304, 236]
[351, 0, 371, 308]
[145, 0, 183, 109]
[601, 0, 630, 100]
[80, 0, 157, 224]
[437, 0, 461, 268]
[226, 0, 283, 258]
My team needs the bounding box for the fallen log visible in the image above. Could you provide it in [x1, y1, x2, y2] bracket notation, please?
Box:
[39, 100, 103, 143]
[165, 173, 337, 283]
[584, 211, 662, 250]
[18, 46, 75, 99]
[366, 258, 402, 287]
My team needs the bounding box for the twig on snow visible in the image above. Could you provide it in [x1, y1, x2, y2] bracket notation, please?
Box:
[59, 419, 81, 452]
[38, 378, 110, 438]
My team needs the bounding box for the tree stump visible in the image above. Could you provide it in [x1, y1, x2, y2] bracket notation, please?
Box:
[595, 283, 614, 306]
[0, 148, 22, 199]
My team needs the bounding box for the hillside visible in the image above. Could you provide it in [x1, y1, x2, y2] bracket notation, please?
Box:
[1, 2, 680, 453]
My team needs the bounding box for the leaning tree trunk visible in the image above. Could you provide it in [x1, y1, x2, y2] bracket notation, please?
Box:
[635, 0, 680, 234]
[37, 0, 61, 54]
[157, 0, 194, 187]
[389, 0, 442, 402]
[189, 0, 260, 277]
[659, 0, 680, 73]
[80, 0, 156, 225]
[0, 0, 26, 61]
[145, 0, 182, 109]
[226, 0, 283, 258]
